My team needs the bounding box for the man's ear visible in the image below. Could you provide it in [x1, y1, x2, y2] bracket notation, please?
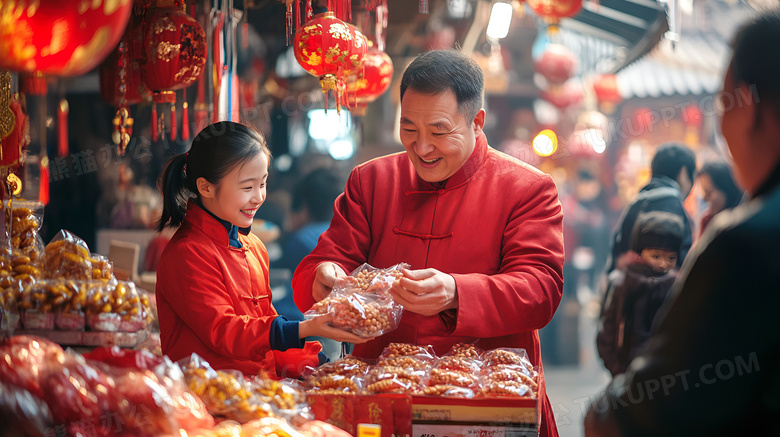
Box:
[472, 108, 486, 135]
[196, 177, 216, 199]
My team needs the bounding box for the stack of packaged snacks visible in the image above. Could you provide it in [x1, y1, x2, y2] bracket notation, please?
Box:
[305, 342, 539, 399]
[43, 230, 93, 281]
[478, 348, 538, 398]
[304, 263, 407, 338]
[359, 343, 432, 395]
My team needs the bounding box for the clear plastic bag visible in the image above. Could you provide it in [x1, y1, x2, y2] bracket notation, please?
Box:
[180, 353, 275, 424]
[4, 200, 44, 258]
[417, 384, 475, 398]
[89, 252, 114, 282]
[304, 263, 409, 337]
[364, 365, 421, 394]
[444, 342, 485, 360]
[478, 348, 538, 399]
[44, 230, 93, 281]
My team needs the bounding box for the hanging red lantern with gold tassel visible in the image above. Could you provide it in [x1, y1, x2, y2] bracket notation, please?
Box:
[293, 11, 367, 113]
[140, 0, 207, 141]
[346, 45, 393, 116]
[527, 0, 583, 33]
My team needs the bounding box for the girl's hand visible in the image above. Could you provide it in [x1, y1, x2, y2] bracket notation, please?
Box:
[312, 262, 348, 302]
[299, 314, 374, 344]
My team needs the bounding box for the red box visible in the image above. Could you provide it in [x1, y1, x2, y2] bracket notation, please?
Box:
[308, 393, 413, 437]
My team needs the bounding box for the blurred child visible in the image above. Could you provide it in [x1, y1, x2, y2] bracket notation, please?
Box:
[597, 211, 684, 376]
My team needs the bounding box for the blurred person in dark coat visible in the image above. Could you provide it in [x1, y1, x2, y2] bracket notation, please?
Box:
[586, 10, 780, 436]
[606, 143, 696, 274]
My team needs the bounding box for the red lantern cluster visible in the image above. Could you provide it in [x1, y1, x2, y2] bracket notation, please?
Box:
[345, 46, 394, 115]
[541, 79, 583, 110]
[294, 12, 368, 112]
[0, 0, 132, 76]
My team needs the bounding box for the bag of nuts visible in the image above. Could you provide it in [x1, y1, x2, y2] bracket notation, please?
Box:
[3, 201, 44, 259]
[85, 281, 151, 332]
[304, 263, 409, 338]
[44, 230, 93, 281]
[302, 358, 367, 394]
[478, 347, 539, 398]
[89, 253, 115, 283]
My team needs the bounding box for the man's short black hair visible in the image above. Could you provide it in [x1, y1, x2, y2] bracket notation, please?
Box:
[400, 49, 484, 120]
[651, 142, 696, 184]
[731, 10, 780, 113]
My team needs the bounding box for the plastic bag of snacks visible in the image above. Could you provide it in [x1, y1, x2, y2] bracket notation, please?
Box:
[304, 263, 408, 337]
[241, 416, 305, 437]
[248, 372, 307, 412]
[4, 201, 44, 256]
[364, 365, 425, 394]
[180, 353, 275, 423]
[0, 246, 42, 288]
[54, 280, 87, 331]
[84, 281, 152, 332]
[44, 230, 93, 281]
[302, 356, 369, 395]
[89, 253, 114, 282]
[478, 348, 538, 398]
[376, 342, 437, 371]
[18, 280, 69, 330]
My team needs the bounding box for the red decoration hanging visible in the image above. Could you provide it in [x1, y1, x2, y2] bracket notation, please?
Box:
[182, 87, 190, 140]
[592, 73, 621, 113]
[0, 74, 31, 175]
[346, 45, 393, 115]
[39, 158, 49, 205]
[19, 73, 48, 96]
[419, 0, 429, 14]
[100, 39, 150, 107]
[57, 99, 68, 157]
[141, 4, 207, 140]
[294, 12, 367, 113]
[0, 0, 132, 76]
[535, 44, 578, 86]
[528, 0, 582, 34]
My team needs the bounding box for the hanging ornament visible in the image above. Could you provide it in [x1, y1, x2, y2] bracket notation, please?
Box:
[141, 2, 207, 141]
[0, 72, 31, 188]
[535, 43, 578, 86]
[592, 73, 621, 114]
[419, 0, 429, 14]
[57, 99, 68, 158]
[0, 0, 132, 76]
[346, 45, 393, 116]
[527, 0, 583, 34]
[294, 11, 367, 113]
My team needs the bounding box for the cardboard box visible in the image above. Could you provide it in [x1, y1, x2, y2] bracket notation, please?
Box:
[308, 393, 412, 437]
[411, 396, 537, 426]
[412, 423, 538, 437]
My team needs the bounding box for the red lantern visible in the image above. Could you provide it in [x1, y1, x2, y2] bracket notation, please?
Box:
[592, 73, 621, 113]
[141, 5, 207, 141]
[541, 79, 583, 109]
[0, 96, 30, 172]
[535, 44, 578, 86]
[346, 46, 393, 115]
[0, 0, 132, 76]
[682, 104, 703, 129]
[527, 0, 583, 31]
[294, 12, 368, 112]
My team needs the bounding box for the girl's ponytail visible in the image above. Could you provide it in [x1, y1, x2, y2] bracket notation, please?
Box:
[157, 153, 193, 231]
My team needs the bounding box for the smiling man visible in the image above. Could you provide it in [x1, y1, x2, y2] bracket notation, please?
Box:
[293, 50, 564, 437]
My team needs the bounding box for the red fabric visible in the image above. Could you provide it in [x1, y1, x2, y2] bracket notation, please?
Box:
[156, 202, 318, 376]
[293, 133, 564, 436]
[143, 235, 172, 272]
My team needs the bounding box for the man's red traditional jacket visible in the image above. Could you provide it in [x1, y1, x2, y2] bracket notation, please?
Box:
[293, 133, 564, 436]
[157, 202, 319, 377]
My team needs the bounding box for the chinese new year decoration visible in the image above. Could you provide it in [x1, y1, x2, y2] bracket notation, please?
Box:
[592, 73, 621, 113]
[0, 71, 30, 200]
[535, 44, 578, 86]
[345, 45, 393, 116]
[141, 2, 207, 141]
[294, 11, 367, 113]
[527, 0, 583, 33]
[0, 0, 133, 76]
[541, 79, 583, 109]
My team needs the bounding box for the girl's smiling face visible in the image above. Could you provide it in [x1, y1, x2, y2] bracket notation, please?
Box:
[198, 152, 269, 228]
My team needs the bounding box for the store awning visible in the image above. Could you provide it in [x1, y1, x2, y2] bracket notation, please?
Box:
[560, 0, 669, 73]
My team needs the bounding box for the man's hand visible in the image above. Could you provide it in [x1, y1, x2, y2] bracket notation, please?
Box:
[312, 262, 348, 302]
[299, 313, 374, 344]
[389, 268, 458, 317]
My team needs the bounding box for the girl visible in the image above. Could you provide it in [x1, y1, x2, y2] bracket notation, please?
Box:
[155, 121, 367, 377]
